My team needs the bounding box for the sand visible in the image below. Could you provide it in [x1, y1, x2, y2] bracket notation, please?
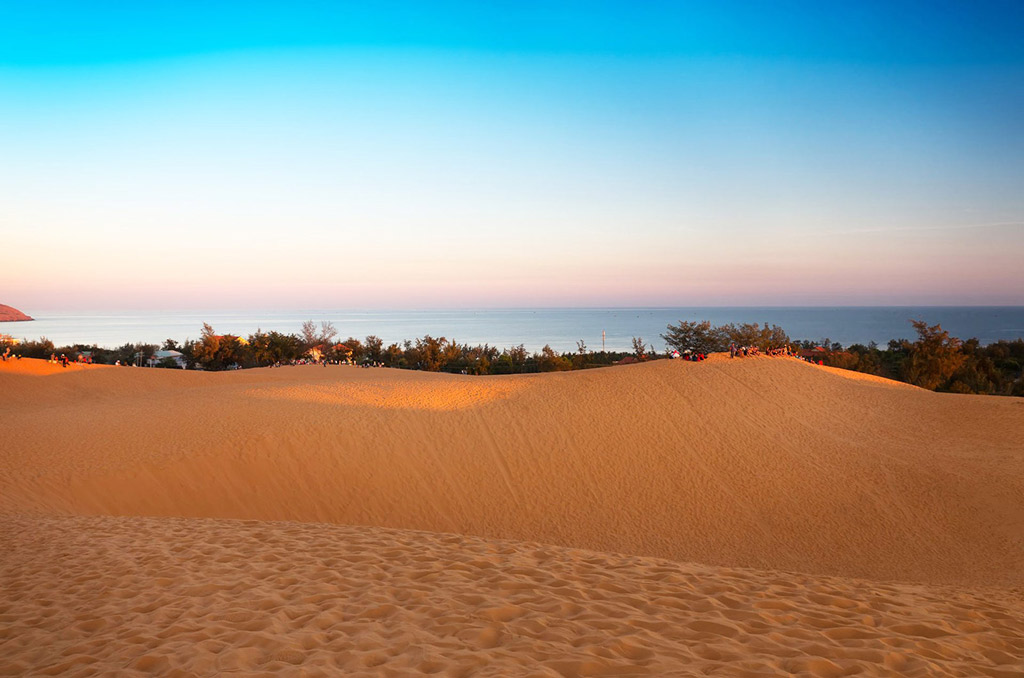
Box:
[2, 356, 1023, 676]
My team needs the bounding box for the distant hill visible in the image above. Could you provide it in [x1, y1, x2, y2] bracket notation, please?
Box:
[0, 304, 33, 322]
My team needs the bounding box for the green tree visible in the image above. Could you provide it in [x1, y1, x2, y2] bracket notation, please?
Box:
[191, 324, 246, 370]
[415, 335, 445, 371]
[464, 344, 497, 374]
[507, 344, 528, 372]
[364, 335, 384, 363]
[191, 323, 222, 369]
[538, 345, 572, 372]
[902, 320, 966, 390]
[440, 339, 464, 370]
[826, 343, 883, 376]
[719, 322, 790, 351]
[383, 343, 404, 367]
[247, 329, 274, 365]
[267, 331, 301, 363]
[661, 320, 726, 354]
[631, 336, 647, 358]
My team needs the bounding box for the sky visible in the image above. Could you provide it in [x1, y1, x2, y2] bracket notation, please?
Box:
[1, 2, 1023, 310]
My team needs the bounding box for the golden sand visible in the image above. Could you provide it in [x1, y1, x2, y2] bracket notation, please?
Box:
[2, 356, 1022, 676]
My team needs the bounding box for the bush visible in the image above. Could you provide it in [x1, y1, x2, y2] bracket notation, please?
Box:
[13, 338, 57, 359]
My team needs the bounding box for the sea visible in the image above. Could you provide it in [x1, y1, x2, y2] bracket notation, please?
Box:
[3, 307, 1024, 353]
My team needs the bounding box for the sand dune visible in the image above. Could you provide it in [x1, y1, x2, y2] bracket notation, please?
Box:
[2, 356, 1022, 586]
[2, 356, 1023, 676]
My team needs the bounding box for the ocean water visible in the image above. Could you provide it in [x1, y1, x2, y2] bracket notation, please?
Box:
[2, 307, 1023, 353]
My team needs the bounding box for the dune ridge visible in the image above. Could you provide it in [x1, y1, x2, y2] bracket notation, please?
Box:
[2, 356, 1023, 676]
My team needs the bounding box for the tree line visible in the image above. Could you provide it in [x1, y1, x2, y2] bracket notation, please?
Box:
[0, 320, 646, 374]
[810, 321, 1024, 396]
[660, 318, 1024, 396]
[4, 318, 1022, 395]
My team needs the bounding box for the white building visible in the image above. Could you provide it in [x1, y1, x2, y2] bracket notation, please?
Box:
[147, 350, 186, 368]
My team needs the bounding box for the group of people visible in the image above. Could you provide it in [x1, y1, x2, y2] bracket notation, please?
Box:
[729, 343, 794, 359]
[268, 358, 387, 368]
[670, 345, 798, 361]
[669, 350, 708, 361]
[730, 344, 761, 358]
[49, 352, 92, 367]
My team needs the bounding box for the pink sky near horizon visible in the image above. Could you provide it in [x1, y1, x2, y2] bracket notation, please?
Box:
[5, 219, 1023, 311]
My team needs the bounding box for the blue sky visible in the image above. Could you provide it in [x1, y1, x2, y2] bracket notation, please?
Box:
[1, 2, 1022, 309]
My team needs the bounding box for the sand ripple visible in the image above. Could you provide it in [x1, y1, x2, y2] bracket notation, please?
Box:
[2, 514, 1022, 678]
